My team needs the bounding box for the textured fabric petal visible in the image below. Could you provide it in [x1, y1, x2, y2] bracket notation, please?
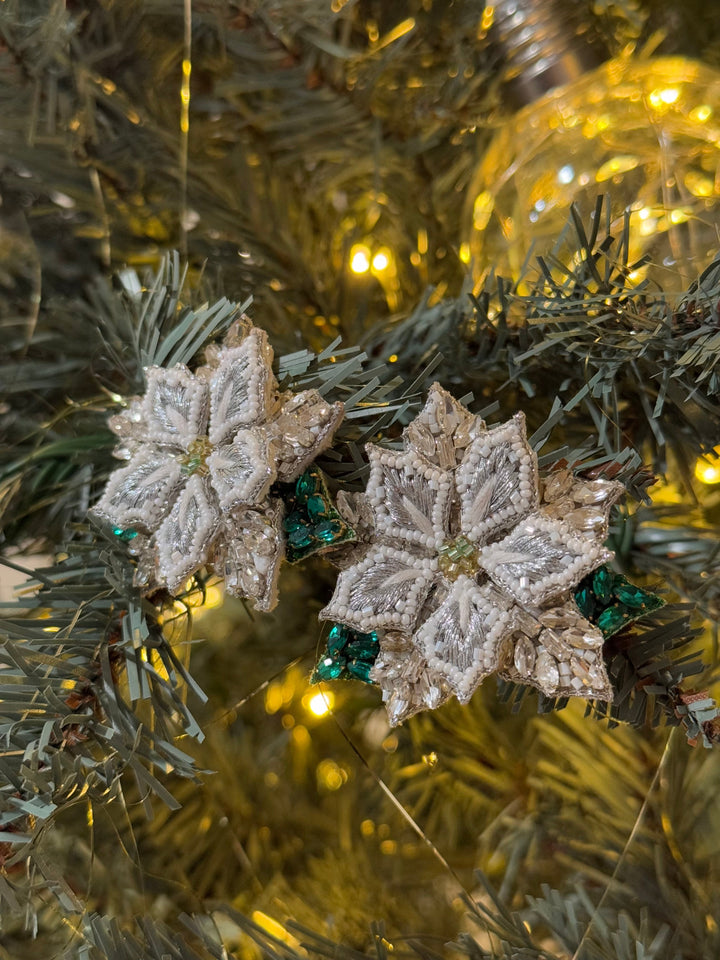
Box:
[370, 632, 452, 726]
[502, 602, 612, 701]
[404, 382, 481, 470]
[413, 578, 515, 703]
[320, 544, 436, 634]
[365, 446, 453, 552]
[207, 427, 275, 510]
[156, 475, 219, 592]
[269, 390, 345, 482]
[142, 365, 209, 450]
[456, 412, 538, 547]
[218, 501, 284, 612]
[479, 512, 612, 606]
[208, 328, 277, 445]
[93, 447, 183, 531]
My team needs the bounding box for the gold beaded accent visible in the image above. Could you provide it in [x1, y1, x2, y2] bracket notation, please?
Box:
[178, 436, 213, 477]
[437, 535, 479, 581]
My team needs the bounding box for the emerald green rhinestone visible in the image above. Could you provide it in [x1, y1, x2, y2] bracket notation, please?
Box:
[327, 624, 347, 654]
[346, 639, 380, 659]
[113, 527, 138, 542]
[615, 584, 654, 609]
[312, 657, 344, 682]
[574, 583, 594, 618]
[283, 511, 306, 533]
[597, 605, 628, 636]
[306, 494, 328, 520]
[314, 519, 343, 543]
[347, 660, 374, 683]
[288, 526, 313, 549]
[295, 471, 318, 504]
[593, 566, 614, 603]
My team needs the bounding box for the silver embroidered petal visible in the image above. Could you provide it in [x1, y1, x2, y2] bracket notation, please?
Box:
[156, 474, 219, 593]
[320, 545, 436, 634]
[207, 427, 275, 511]
[479, 511, 612, 606]
[208, 328, 278, 445]
[142, 365, 209, 450]
[413, 578, 515, 703]
[365, 446, 453, 552]
[93, 447, 183, 531]
[456, 412, 538, 546]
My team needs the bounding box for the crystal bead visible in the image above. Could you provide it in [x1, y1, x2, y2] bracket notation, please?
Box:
[113, 527, 138, 541]
[514, 635, 536, 675]
[535, 651, 559, 689]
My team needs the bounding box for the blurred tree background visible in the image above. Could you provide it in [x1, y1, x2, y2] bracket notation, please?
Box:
[2, 1, 720, 959]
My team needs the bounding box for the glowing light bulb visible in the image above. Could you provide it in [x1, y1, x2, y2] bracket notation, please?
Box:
[695, 449, 720, 484]
[306, 690, 334, 716]
[464, 55, 720, 287]
[350, 245, 371, 274]
[372, 251, 390, 271]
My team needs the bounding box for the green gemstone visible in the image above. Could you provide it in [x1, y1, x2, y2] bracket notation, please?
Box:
[314, 519, 343, 543]
[288, 526, 313, 549]
[346, 639, 380, 659]
[574, 583, 594, 618]
[593, 566, 614, 603]
[615, 584, 654, 609]
[113, 527, 138, 542]
[295, 472, 318, 504]
[327, 624, 347, 654]
[312, 657, 344, 682]
[347, 660, 374, 683]
[597, 605, 628, 636]
[283, 511, 306, 534]
[306, 494, 328, 520]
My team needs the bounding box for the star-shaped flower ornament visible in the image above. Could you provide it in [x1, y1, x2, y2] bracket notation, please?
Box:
[93, 322, 343, 611]
[320, 384, 624, 725]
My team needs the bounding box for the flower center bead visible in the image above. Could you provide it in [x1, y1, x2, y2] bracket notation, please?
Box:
[437, 535, 479, 581]
[178, 436, 213, 477]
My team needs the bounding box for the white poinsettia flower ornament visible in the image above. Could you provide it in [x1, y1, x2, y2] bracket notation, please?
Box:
[320, 383, 623, 725]
[94, 320, 343, 610]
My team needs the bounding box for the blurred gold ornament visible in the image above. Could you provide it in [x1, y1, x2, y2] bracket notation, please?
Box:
[695, 447, 720, 485]
[465, 0, 720, 290]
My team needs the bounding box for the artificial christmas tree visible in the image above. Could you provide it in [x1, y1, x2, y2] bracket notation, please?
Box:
[2, 3, 720, 959]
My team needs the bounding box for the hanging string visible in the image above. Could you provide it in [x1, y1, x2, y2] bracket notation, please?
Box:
[179, 0, 192, 257]
[569, 727, 676, 960]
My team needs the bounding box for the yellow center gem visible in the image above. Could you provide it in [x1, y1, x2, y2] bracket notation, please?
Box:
[437, 536, 479, 581]
[179, 436, 213, 477]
